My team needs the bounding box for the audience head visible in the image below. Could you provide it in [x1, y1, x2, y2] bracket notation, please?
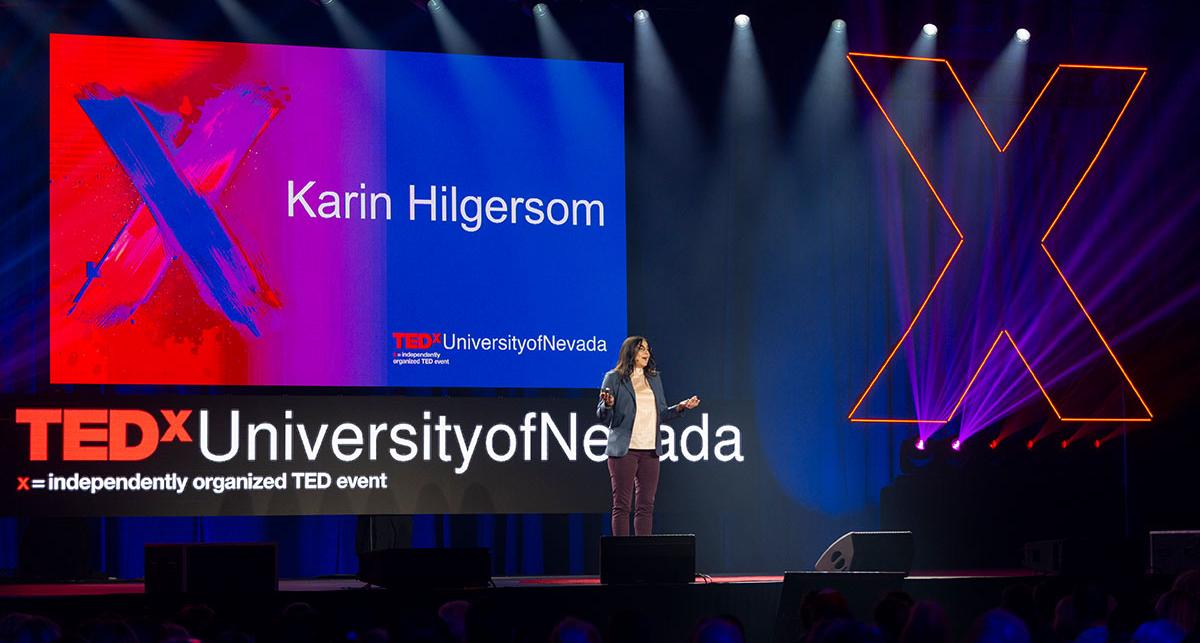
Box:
[690, 615, 745, 643]
[966, 608, 1030, 643]
[156, 622, 195, 643]
[1000, 584, 1036, 626]
[360, 627, 391, 643]
[1053, 595, 1078, 641]
[465, 599, 513, 643]
[1131, 618, 1186, 643]
[872, 591, 914, 642]
[0, 613, 61, 643]
[1156, 589, 1199, 634]
[278, 601, 325, 643]
[1033, 577, 1072, 626]
[438, 600, 471, 643]
[1172, 570, 1200, 598]
[1072, 584, 1111, 629]
[79, 617, 139, 643]
[899, 600, 950, 643]
[801, 589, 852, 630]
[548, 617, 601, 643]
[175, 603, 216, 640]
[807, 618, 884, 643]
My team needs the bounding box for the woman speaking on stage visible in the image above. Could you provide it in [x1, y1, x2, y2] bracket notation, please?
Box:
[596, 336, 700, 536]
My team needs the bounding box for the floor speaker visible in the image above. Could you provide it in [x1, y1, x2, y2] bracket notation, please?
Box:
[145, 543, 277, 593]
[814, 531, 914, 573]
[599, 534, 695, 585]
[357, 547, 491, 589]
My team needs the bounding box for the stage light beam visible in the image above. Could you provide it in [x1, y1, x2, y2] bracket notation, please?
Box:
[107, 0, 181, 38]
[533, 1, 581, 59]
[215, 0, 281, 43]
[429, 0, 482, 55]
[323, 0, 382, 49]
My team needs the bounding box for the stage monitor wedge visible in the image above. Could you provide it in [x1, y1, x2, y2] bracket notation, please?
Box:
[145, 543, 277, 594]
[600, 535, 696, 585]
[814, 531, 914, 573]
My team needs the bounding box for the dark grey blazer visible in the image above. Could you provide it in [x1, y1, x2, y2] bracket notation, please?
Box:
[595, 368, 684, 457]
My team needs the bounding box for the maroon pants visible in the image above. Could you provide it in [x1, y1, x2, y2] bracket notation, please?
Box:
[608, 449, 661, 536]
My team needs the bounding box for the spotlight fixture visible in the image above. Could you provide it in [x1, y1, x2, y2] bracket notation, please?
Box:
[1060, 439, 1069, 449]
[832, 19, 846, 33]
[989, 440, 998, 449]
[309, 0, 335, 6]
[633, 9, 648, 22]
[1093, 439, 1101, 449]
[922, 23, 938, 37]
[1015, 28, 1031, 42]
[915, 438, 926, 451]
[951, 439, 961, 451]
[532, 3, 548, 18]
[1026, 440, 1034, 450]
[734, 14, 750, 29]
[427, 0, 442, 11]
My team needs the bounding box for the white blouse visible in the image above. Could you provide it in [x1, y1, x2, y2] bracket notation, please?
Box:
[628, 368, 657, 450]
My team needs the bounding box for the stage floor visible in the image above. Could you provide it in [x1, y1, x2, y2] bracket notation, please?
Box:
[0, 569, 1034, 597]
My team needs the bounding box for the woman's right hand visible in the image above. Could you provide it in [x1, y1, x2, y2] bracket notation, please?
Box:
[599, 389, 614, 407]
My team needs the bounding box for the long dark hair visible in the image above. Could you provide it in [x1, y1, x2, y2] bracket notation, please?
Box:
[614, 335, 657, 378]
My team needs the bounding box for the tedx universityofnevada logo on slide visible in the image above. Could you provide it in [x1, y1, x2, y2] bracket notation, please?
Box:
[391, 331, 448, 367]
[389, 331, 611, 367]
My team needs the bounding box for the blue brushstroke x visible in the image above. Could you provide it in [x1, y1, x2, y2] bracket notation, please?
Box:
[78, 92, 262, 335]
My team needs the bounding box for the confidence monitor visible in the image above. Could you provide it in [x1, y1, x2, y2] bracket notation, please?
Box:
[1150, 531, 1200, 575]
[600, 535, 696, 585]
[813, 531, 914, 573]
[145, 543, 278, 594]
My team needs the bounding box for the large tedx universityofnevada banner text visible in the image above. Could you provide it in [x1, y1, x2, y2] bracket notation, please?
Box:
[1, 396, 753, 516]
[50, 35, 626, 387]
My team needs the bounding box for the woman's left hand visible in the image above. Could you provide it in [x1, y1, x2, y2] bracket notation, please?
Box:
[677, 396, 700, 410]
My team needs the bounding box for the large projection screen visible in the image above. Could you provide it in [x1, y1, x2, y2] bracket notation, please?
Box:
[49, 34, 627, 388]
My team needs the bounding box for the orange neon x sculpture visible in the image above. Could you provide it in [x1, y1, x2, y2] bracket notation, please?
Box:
[845, 52, 1152, 426]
